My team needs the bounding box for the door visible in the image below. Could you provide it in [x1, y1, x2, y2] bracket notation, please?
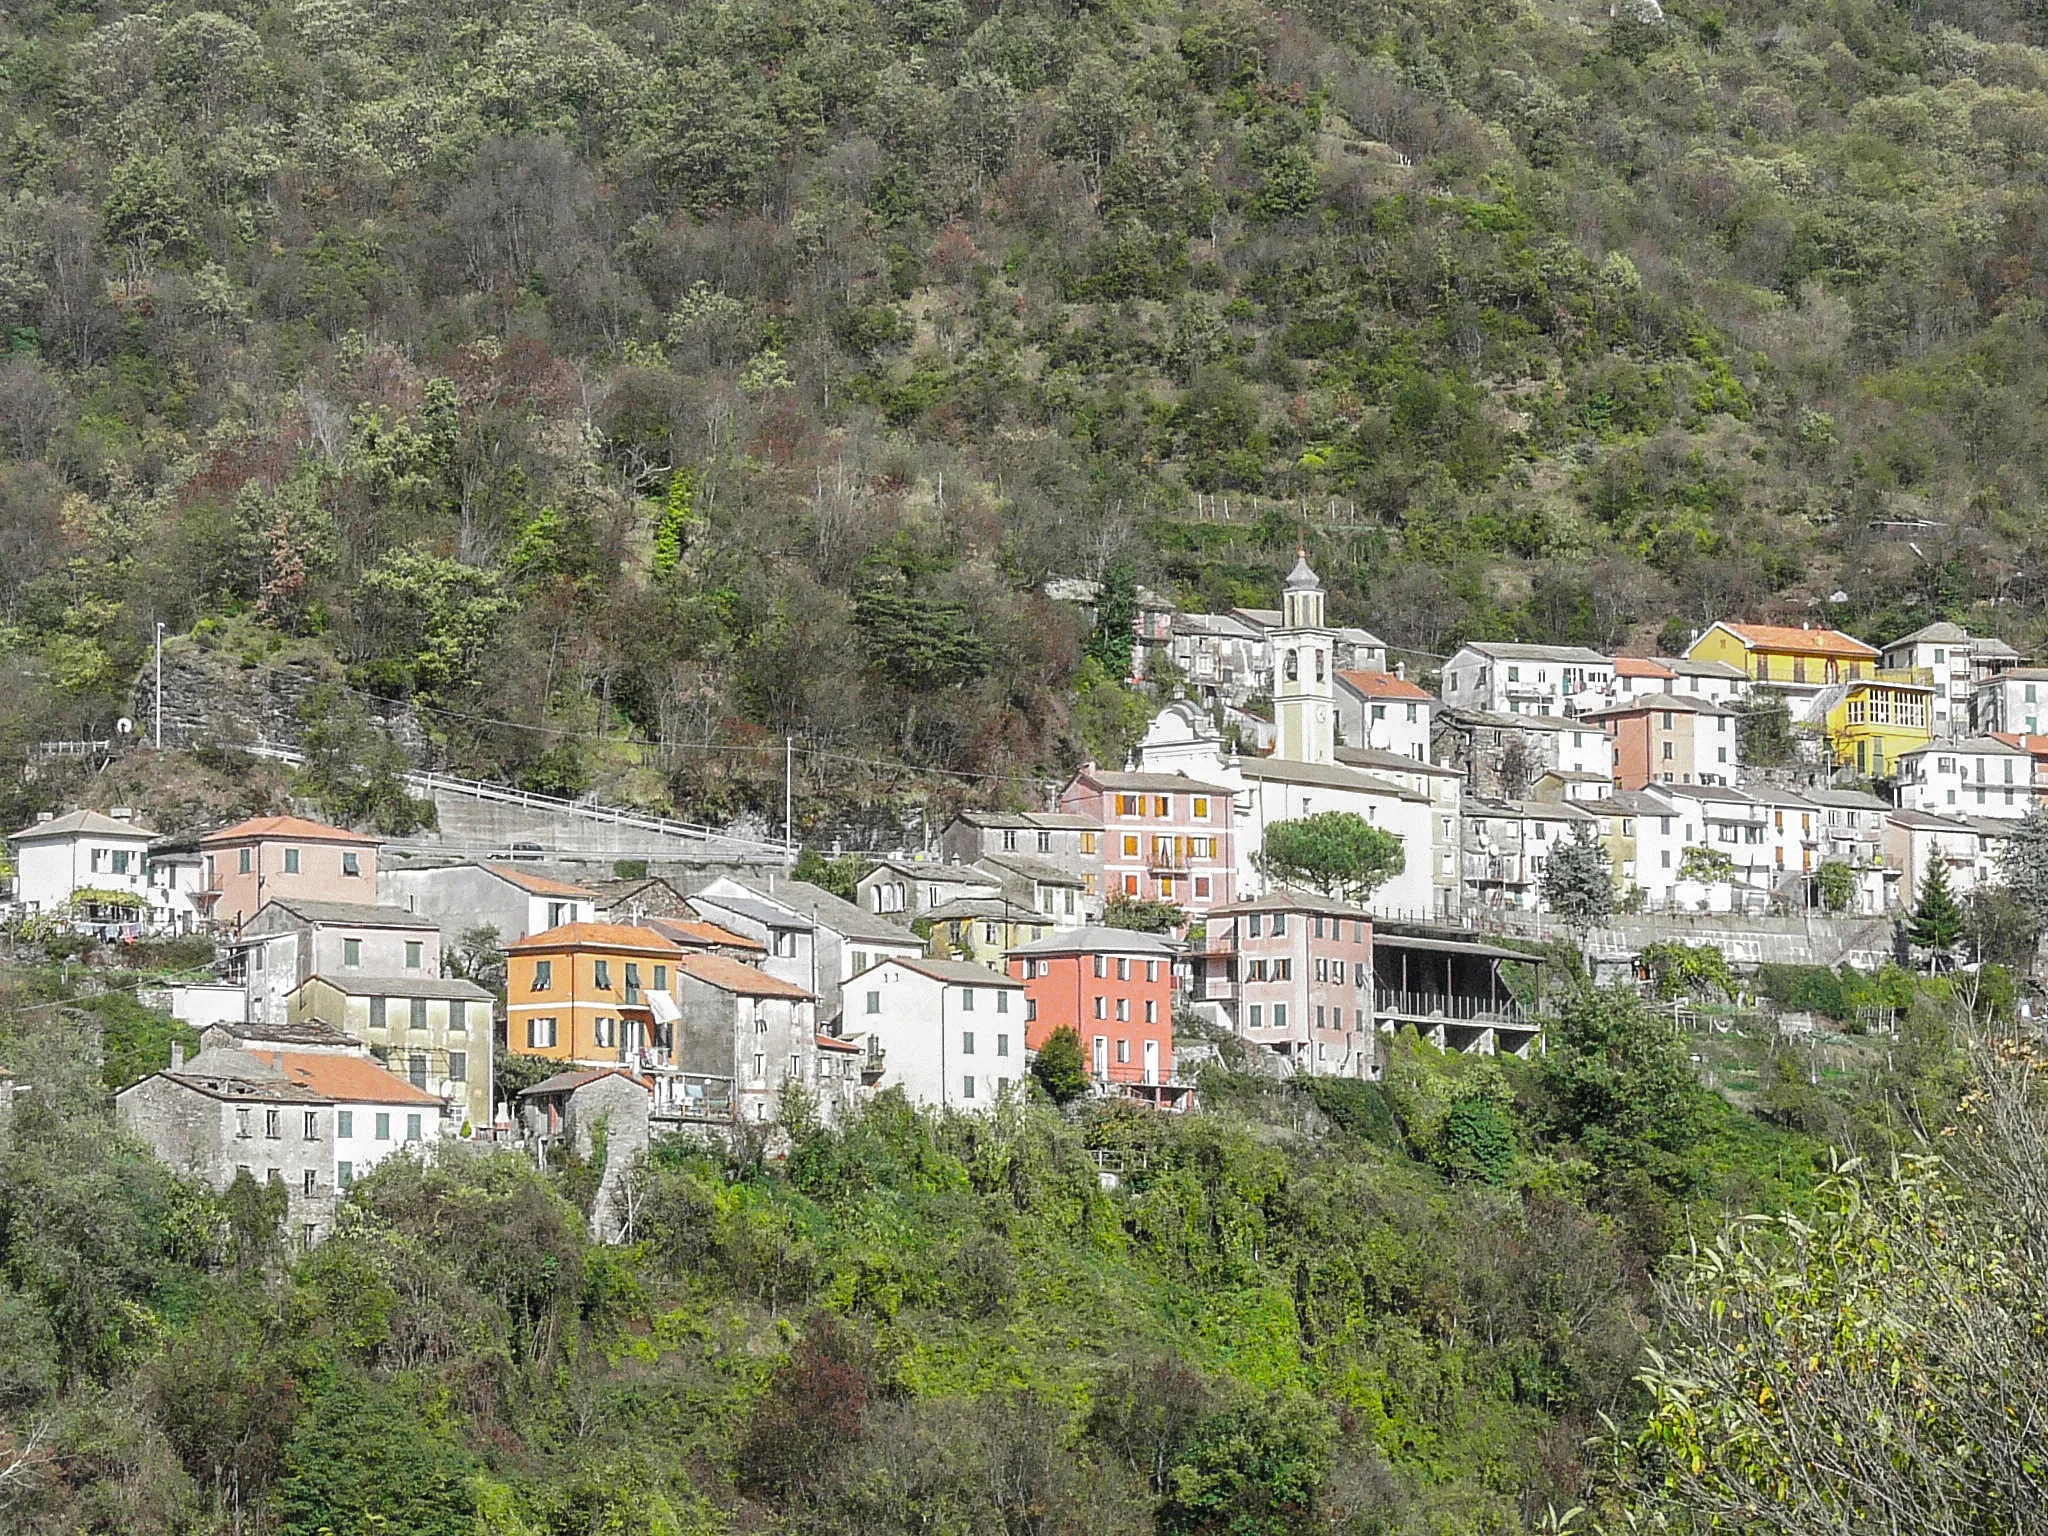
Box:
[1092, 1036, 1108, 1078]
[1142, 1040, 1159, 1085]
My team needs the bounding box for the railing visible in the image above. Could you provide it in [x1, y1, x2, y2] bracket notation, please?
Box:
[236, 742, 788, 854]
[649, 1072, 735, 1121]
[1374, 989, 1527, 1026]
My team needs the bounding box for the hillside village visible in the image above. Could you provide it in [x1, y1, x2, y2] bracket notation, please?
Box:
[8, 550, 2039, 1245]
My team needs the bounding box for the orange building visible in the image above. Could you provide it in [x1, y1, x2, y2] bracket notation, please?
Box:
[505, 922, 684, 1067]
[1008, 928, 1177, 1090]
[198, 815, 380, 929]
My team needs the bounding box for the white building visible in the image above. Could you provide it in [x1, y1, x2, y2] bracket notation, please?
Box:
[693, 876, 924, 1027]
[1972, 668, 2048, 736]
[1886, 810, 1993, 903]
[1442, 643, 1614, 717]
[7, 808, 202, 934]
[1461, 797, 1600, 910]
[1895, 736, 2036, 819]
[1334, 670, 1435, 761]
[850, 955, 1027, 1111]
[237, 899, 446, 1026]
[1881, 621, 1976, 736]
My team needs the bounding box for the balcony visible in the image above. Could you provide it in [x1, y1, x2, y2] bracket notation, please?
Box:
[1375, 988, 1527, 1027]
[649, 1072, 735, 1123]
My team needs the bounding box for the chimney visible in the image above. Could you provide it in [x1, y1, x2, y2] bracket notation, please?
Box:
[1395, 661, 1407, 681]
[35, 812, 52, 823]
[110, 807, 133, 823]
[169, 1041, 185, 1069]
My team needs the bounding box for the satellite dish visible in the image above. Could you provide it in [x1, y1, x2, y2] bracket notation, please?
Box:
[115, 718, 134, 735]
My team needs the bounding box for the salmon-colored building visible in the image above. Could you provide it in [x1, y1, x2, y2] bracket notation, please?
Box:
[198, 815, 380, 929]
[1008, 927, 1177, 1085]
[1058, 767, 1235, 914]
[1580, 693, 1740, 789]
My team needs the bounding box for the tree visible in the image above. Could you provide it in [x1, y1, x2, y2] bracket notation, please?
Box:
[1677, 845, 1734, 884]
[1814, 860, 1857, 913]
[1994, 804, 2048, 963]
[1737, 691, 1798, 767]
[1530, 985, 1703, 1186]
[1636, 1042, 2048, 1534]
[1255, 813, 1405, 905]
[1088, 560, 1137, 680]
[1910, 862, 1967, 968]
[1540, 823, 1613, 958]
[1105, 893, 1186, 932]
[1032, 1027, 1090, 1104]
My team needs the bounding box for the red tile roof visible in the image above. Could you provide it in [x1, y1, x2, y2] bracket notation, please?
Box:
[1991, 732, 2048, 757]
[248, 1050, 444, 1105]
[1335, 669, 1433, 702]
[483, 863, 599, 898]
[506, 922, 684, 955]
[816, 1033, 862, 1053]
[1612, 657, 1675, 678]
[676, 951, 816, 1001]
[1714, 623, 1879, 659]
[202, 815, 378, 846]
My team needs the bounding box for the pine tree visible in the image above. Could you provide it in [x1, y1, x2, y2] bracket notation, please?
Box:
[1909, 861, 1967, 969]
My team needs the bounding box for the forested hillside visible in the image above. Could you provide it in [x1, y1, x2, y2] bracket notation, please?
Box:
[8, 0, 2048, 820]
[0, 967, 1976, 1535]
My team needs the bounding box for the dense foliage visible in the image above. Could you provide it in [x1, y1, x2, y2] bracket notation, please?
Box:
[10, 0, 2048, 822]
[1, 971, 1976, 1536]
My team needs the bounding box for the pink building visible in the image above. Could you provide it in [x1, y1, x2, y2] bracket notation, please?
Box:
[1200, 892, 1375, 1078]
[1058, 767, 1235, 915]
[199, 815, 381, 930]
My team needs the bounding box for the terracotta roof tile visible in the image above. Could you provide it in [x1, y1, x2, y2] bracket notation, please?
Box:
[482, 863, 599, 898]
[1714, 623, 1879, 658]
[1335, 669, 1433, 701]
[247, 1050, 445, 1105]
[676, 951, 816, 1000]
[202, 815, 378, 845]
[506, 922, 684, 955]
[647, 916, 767, 952]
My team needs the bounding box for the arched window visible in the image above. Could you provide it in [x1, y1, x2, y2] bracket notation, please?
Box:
[1314, 648, 1325, 683]
[1285, 649, 1299, 682]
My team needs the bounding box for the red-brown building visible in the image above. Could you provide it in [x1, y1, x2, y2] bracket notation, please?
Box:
[1007, 927, 1180, 1096]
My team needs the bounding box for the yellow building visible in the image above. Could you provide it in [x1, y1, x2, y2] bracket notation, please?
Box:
[1822, 678, 1933, 780]
[922, 897, 1053, 973]
[1687, 622, 1880, 689]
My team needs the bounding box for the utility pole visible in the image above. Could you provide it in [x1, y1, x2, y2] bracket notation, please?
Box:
[154, 621, 165, 748]
[784, 736, 795, 865]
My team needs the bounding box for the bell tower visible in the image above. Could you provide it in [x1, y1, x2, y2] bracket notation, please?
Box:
[1273, 548, 1333, 765]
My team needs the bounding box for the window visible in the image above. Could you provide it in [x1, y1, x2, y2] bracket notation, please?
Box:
[996, 989, 1009, 1014]
[448, 1051, 467, 1082]
[409, 1054, 428, 1089]
[303, 1111, 318, 1139]
[375, 1112, 391, 1141]
[1372, 703, 1387, 722]
[343, 938, 361, 967]
[527, 1017, 558, 1048]
[532, 960, 552, 991]
[410, 997, 427, 1030]
[594, 959, 612, 989]
[753, 1052, 765, 1079]
[449, 1000, 467, 1033]
[283, 847, 300, 874]
[1145, 999, 1157, 1024]
[265, 1109, 280, 1139]
[1273, 1004, 1288, 1029]
[1003, 829, 1018, 851]
[338, 1109, 354, 1137]
[1271, 913, 1287, 935]
[997, 1034, 1010, 1056]
[342, 851, 360, 877]
[1152, 796, 1169, 817]
[962, 1031, 976, 1055]
[304, 1169, 317, 1196]
[1093, 953, 1107, 978]
[594, 1016, 616, 1048]
[1038, 829, 1052, 853]
[961, 987, 975, 1011]
[1025, 999, 1037, 1021]
[405, 1114, 422, 1141]
[1662, 742, 1674, 760]
[1116, 957, 1130, 980]
[1115, 998, 1130, 1021]
[1122, 834, 1140, 858]
[338, 1161, 354, 1188]
[1117, 1038, 1131, 1063]
[962, 1076, 976, 1099]
[238, 847, 253, 874]
[1081, 832, 1097, 854]
[1116, 794, 1139, 816]
[1247, 914, 1262, 937]
[625, 962, 642, 1001]
[1248, 1004, 1263, 1028]
[1193, 796, 1210, 819]
[653, 964, 668, 992]
[866, 989, 882, 1015]
[1094, 996, 1107, 1019]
